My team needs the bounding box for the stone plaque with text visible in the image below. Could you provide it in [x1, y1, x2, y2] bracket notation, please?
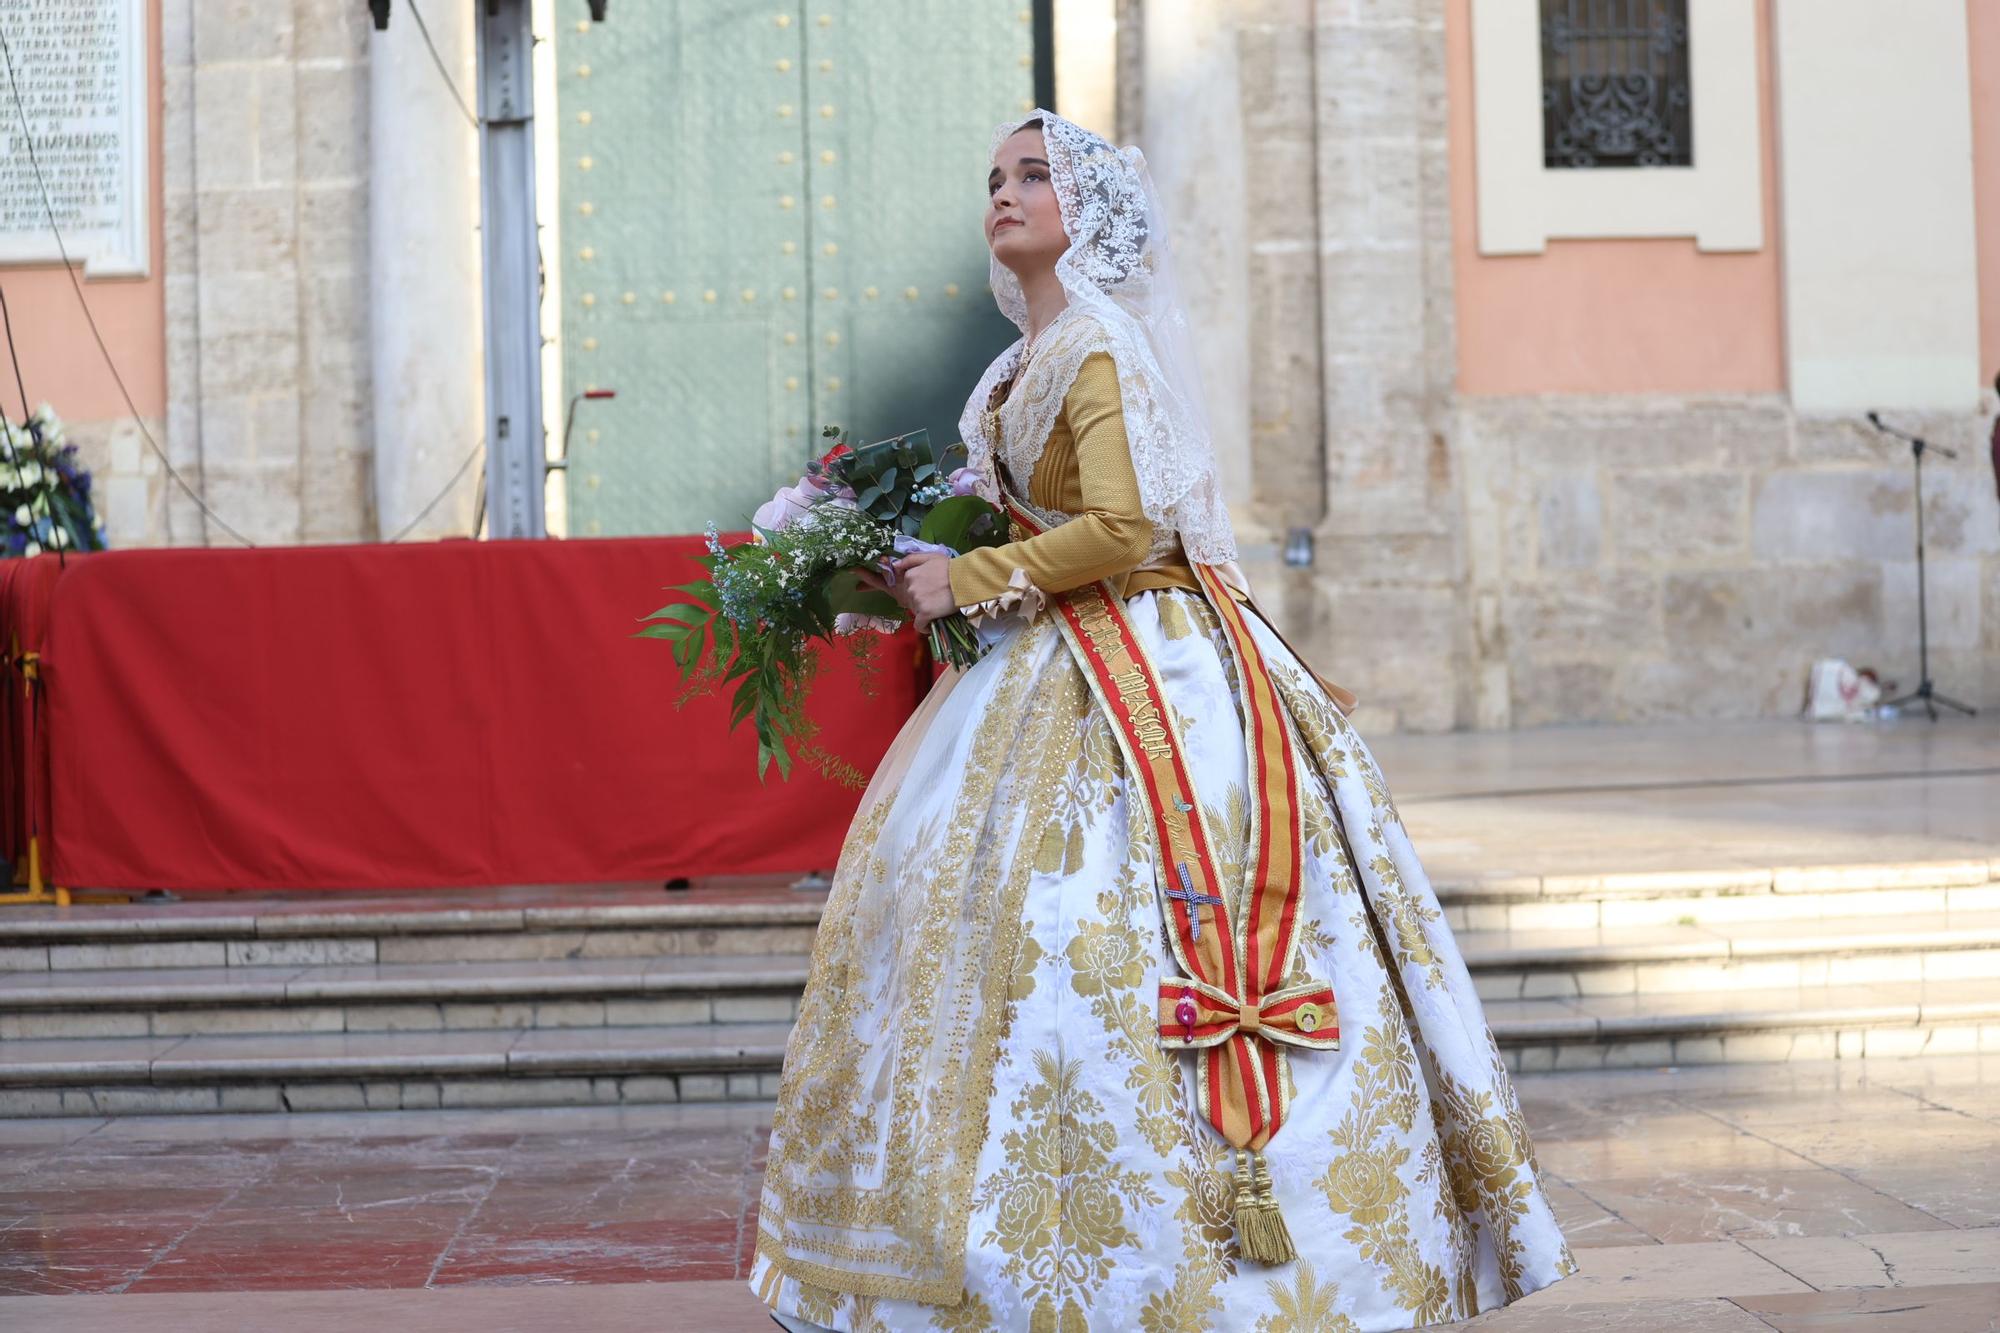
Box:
[0, 0, 149, 277]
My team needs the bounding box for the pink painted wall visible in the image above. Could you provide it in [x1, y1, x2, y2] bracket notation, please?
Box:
[1972, 0, 2000, 387]
[3, 0, 165, 425]
[1447, 0, 1787, 396]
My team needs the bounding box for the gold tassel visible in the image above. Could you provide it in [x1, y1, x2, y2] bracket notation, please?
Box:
[1232, 1148, 1297, 1265]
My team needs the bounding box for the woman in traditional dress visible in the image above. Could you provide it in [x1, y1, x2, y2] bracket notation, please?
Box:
[749, 110, 1575, 1333]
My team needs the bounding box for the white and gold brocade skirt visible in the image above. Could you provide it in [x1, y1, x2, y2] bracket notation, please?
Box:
[750, 589, 1575, 1332]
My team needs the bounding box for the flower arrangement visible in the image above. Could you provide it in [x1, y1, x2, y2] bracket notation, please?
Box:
[638, 426, 1006, 780]
[2, 405, 108, 557]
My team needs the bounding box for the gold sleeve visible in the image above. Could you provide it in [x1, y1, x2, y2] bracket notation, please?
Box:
[947, 351, 1155, 607]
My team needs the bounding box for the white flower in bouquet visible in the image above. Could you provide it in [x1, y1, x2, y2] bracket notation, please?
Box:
[31, 405, 65, 445]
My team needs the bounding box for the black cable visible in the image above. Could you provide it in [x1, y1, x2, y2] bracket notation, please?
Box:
[407, 0, 483, 129]
[0, 282, 35, 491]
[0, 283, 28, 421]
[385, 438, 485, 542]
[0, 22, 256, 548]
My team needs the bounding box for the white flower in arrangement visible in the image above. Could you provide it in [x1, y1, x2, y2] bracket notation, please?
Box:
[23, 541, 40, 557]
[15, 461, 41, 486]
[12, 505, 27, 526]
[52, 527, 71, 548]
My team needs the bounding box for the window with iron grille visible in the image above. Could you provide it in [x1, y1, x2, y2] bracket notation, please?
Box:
[1541, 0, 1693, 168]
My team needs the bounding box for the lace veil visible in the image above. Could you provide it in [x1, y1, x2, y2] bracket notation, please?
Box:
[958, 109, 1239, 565]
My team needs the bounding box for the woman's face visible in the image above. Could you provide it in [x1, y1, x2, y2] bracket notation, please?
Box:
[985, 127, 1067, 276]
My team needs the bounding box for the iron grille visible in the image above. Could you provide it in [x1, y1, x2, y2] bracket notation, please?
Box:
[1541, 0, 1693, 168]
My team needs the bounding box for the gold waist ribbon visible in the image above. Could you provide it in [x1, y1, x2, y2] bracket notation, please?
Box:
[1005, 497, 1340, 1265]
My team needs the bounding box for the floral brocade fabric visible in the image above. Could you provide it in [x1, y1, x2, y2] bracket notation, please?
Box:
[750, 588, 1576, 1331]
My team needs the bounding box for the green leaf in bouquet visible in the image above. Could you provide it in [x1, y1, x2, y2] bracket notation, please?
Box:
[912, 462, 935, 482]
[672, 628, 705, 672]
[644, 603, 711, 628]
[855, 484, 883, 509]
[824, 568, 906, 623]
[632, 622, 685, 641]
[669, 581, 720, 609]
[731, 674, 760, 725]
[880, 466, 897, 492]
[916, 495, 1003, 552]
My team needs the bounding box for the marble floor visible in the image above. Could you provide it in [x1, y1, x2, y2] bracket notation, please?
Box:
[1, 1055, 1995, 1330]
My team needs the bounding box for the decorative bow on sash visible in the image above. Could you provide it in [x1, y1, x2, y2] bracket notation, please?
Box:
[1002, 498, 1340, 1264]
[1159, 977, 1340, 1051]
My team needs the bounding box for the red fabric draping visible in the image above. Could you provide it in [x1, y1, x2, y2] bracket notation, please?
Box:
[0, 537, 922, 892]
[0, 554, 64, 876]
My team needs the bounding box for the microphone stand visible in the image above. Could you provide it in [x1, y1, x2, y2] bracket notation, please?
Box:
[1866, 412, 1977, 721]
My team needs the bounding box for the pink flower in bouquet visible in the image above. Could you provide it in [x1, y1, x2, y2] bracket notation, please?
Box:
[948, 467, 984, 497]
[753, 474, 848, 533]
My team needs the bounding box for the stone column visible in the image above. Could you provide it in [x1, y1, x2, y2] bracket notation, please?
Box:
[368, 4, 485, 540]
[1300, 0, 1464, 731]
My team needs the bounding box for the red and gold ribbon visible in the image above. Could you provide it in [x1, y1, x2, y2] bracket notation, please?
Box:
[1000, 499, 1338, 1155]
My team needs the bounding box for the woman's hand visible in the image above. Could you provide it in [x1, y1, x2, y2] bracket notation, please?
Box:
[857, 550, 958, 630]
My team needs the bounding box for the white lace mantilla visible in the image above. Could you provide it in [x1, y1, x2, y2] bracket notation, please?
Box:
[957, 110, 1239, 566]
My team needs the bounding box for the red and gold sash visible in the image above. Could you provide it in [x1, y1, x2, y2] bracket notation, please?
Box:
[1001, 499, 1337, 1259]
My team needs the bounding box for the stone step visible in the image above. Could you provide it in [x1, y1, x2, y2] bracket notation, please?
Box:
[6, 913, 1996, 1039]
[3, 857, 1993, 969]
[2, 980, 1995, 1117]
[1491, 979, 2000, 1072]
[1460, 911, 2000, 1001]
[0, 900, 826, 971]
[0, 1022, 796, 1118]
[0, 955, 810, 1039]
[1437, 857, 2000, 931]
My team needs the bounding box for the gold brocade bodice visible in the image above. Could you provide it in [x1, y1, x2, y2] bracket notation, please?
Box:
[948, 351, 1197, 608]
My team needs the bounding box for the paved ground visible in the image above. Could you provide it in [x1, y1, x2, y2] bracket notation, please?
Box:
[2, 1055, 1995, 1329]
[1379, 716, 2000, 885]
[3, 717, 1995, 1327]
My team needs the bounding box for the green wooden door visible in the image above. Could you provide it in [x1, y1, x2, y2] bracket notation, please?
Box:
[557, 4, 1037, 537]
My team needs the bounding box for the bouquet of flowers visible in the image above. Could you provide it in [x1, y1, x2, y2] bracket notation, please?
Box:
[2, 405, 108, 558]
[638, 426, 1006, 780]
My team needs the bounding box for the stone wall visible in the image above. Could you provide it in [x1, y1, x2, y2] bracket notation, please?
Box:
[157, 0, 374, 545]
[1458, 396, 2000, 727]
[1144, 0, 1998, 730]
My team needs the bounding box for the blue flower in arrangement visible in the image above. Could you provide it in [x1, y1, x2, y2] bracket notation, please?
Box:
[1, 406, 110, 557]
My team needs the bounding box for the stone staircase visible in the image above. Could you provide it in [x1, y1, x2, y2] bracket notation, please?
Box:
[2, 858, 1997, 1116]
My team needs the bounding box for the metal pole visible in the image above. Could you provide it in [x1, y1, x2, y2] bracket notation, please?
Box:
[475, 0, 547, 538]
